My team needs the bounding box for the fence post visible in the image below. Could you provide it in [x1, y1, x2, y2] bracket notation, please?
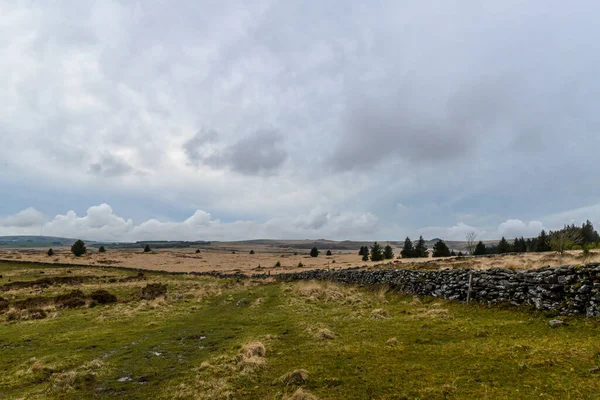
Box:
[467, 270, 473, 303]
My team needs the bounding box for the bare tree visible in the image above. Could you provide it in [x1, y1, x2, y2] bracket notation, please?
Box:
[549, 230, 582, 255]
[465, 231, 478, 255]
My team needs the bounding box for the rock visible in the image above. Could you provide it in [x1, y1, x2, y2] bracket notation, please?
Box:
[549, 319, 565, 328]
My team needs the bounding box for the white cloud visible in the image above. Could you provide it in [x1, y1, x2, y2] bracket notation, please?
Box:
[1, 204, 379, 242]
[497, 219, 545, 238]
[1, 207, 45, 228]
[418, 222, 483, 241]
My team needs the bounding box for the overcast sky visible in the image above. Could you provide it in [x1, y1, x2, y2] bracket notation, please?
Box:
[2, 1, 600, 242]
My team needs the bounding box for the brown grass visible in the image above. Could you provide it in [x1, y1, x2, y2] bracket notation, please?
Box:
[276, 369, 310, 386]
[284, 388, 319, 400]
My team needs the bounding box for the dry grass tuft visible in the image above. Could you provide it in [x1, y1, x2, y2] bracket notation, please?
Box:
[370, 308, 389, 319]
[386, 337, 398, 346]
[315, 328, 336, 340]
[276, 369, 310, 386]
[242, 341, 266, 358]
[293, 281, 366, 306]
[284, 387, 319, 400]
[50, 359, 105, 392]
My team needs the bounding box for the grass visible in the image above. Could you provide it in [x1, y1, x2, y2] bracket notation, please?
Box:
[1, 262, 600, 399]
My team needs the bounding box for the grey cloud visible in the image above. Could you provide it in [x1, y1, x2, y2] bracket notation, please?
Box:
[89, 154, 134, 178]
[185, 129, 288, 175]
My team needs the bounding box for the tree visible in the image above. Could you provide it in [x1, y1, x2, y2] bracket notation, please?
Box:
[383, 245, 394, 260]
[466, 231, 478, 255]
[432, 240, 451, 257]
[71, 240, 87, 257]
[326, 250, 332, 256]
[144, 244, 151, 253]
[581, 220, 600, 245]
[512, 237, 527, 253]
[535, 230, 551, 252]
[47, 248, 54, 256]
[457, 251, 464, 257]
[473, 241, 487, 256]
[401, 237, 415, 258]
[98, 246, 106, 253]
[249, 250, 255, 254]
[414, 236, 429, 258]
[450, 250, 456, 256]
[497, 237, 510, 254]
[362, 251, 369, 262]
[196, 249, 201, 254]
[549, 229, 581, 254]
[358, 246, 368, 256]
[310, 247, 319, 257]
[370, 242, 384, 261]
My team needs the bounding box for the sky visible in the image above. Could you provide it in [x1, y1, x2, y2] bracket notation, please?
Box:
[2, 0, 600, 242]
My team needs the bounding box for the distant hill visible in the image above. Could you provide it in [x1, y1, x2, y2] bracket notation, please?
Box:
[0, 236, 501, 252]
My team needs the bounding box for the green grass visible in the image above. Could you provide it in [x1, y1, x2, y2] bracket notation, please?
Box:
[0, 262, 599, 399]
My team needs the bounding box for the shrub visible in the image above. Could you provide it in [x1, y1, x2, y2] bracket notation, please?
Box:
[297, 262, 304, 268]
[326, 250, 332, 256]
[249, 250, 255, 255]
[71, 240, 87, 257]
[195, 249, 200, 254]
[140, 283, 167, 300]
[310, 247, 319, 257]
[47, 248, 54, 257]
[143, 244, 151, 253]
[362, 252, 369, 262]
[98, 246, 106, 253]
[275, 261, 281, 267]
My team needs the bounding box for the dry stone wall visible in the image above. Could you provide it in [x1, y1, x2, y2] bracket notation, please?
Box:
[258, 263, 600, 317]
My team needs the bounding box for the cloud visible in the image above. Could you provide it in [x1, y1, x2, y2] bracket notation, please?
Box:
[89, 154, 135, 177]
[418, 223, 483, 241]
[1, 204, 378, 242]
[497, 219, 545, 238]
[184, 129, 288, 175]
[1, 207, 45, 228]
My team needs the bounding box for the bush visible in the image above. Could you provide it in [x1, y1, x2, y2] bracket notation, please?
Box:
[140, 283, 167, 300]
[196, 249, 201, 254]
[249, 250, 255, 255]
[47, 248, 54, 257]
[98, 246, 106, 253]
[326, 250, 332, 256]
[310, 247, 319, 257]
[362, 252, 369, 262]
[143, 244, 151, 253]
[71, 240, 87, 257]
[275, 261, 281, 267]
[90, 290, 117, 304]
[297, 262, 304, 268]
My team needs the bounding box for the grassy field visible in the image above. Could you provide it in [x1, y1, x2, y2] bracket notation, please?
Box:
[1, 262, 600, 399]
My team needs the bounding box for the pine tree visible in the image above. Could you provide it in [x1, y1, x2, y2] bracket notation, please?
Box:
[401, 237, 415, 258]
[432, 240, 451, 257]
[383, 245, 394, 260]
[143, 244, 151, 253]
[473, 241, 487, 255]
[535, 230, 551, 252]
[370, 242, 384, 261]
[414, 235, 429, 258]
[581, 220, 600, 245]
[450, 250, 456, 256]
[498, 237, 510, 254]
[362, 251, 369, 262]
[249, 250, 255, 254]
[71, 240, 87, 257]
[98, 246, 106, 253]
[310, 247, 319, 257]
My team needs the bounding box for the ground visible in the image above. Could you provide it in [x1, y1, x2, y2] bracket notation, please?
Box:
[1, 261, 599, 399]
[1, 245, 599, 275]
